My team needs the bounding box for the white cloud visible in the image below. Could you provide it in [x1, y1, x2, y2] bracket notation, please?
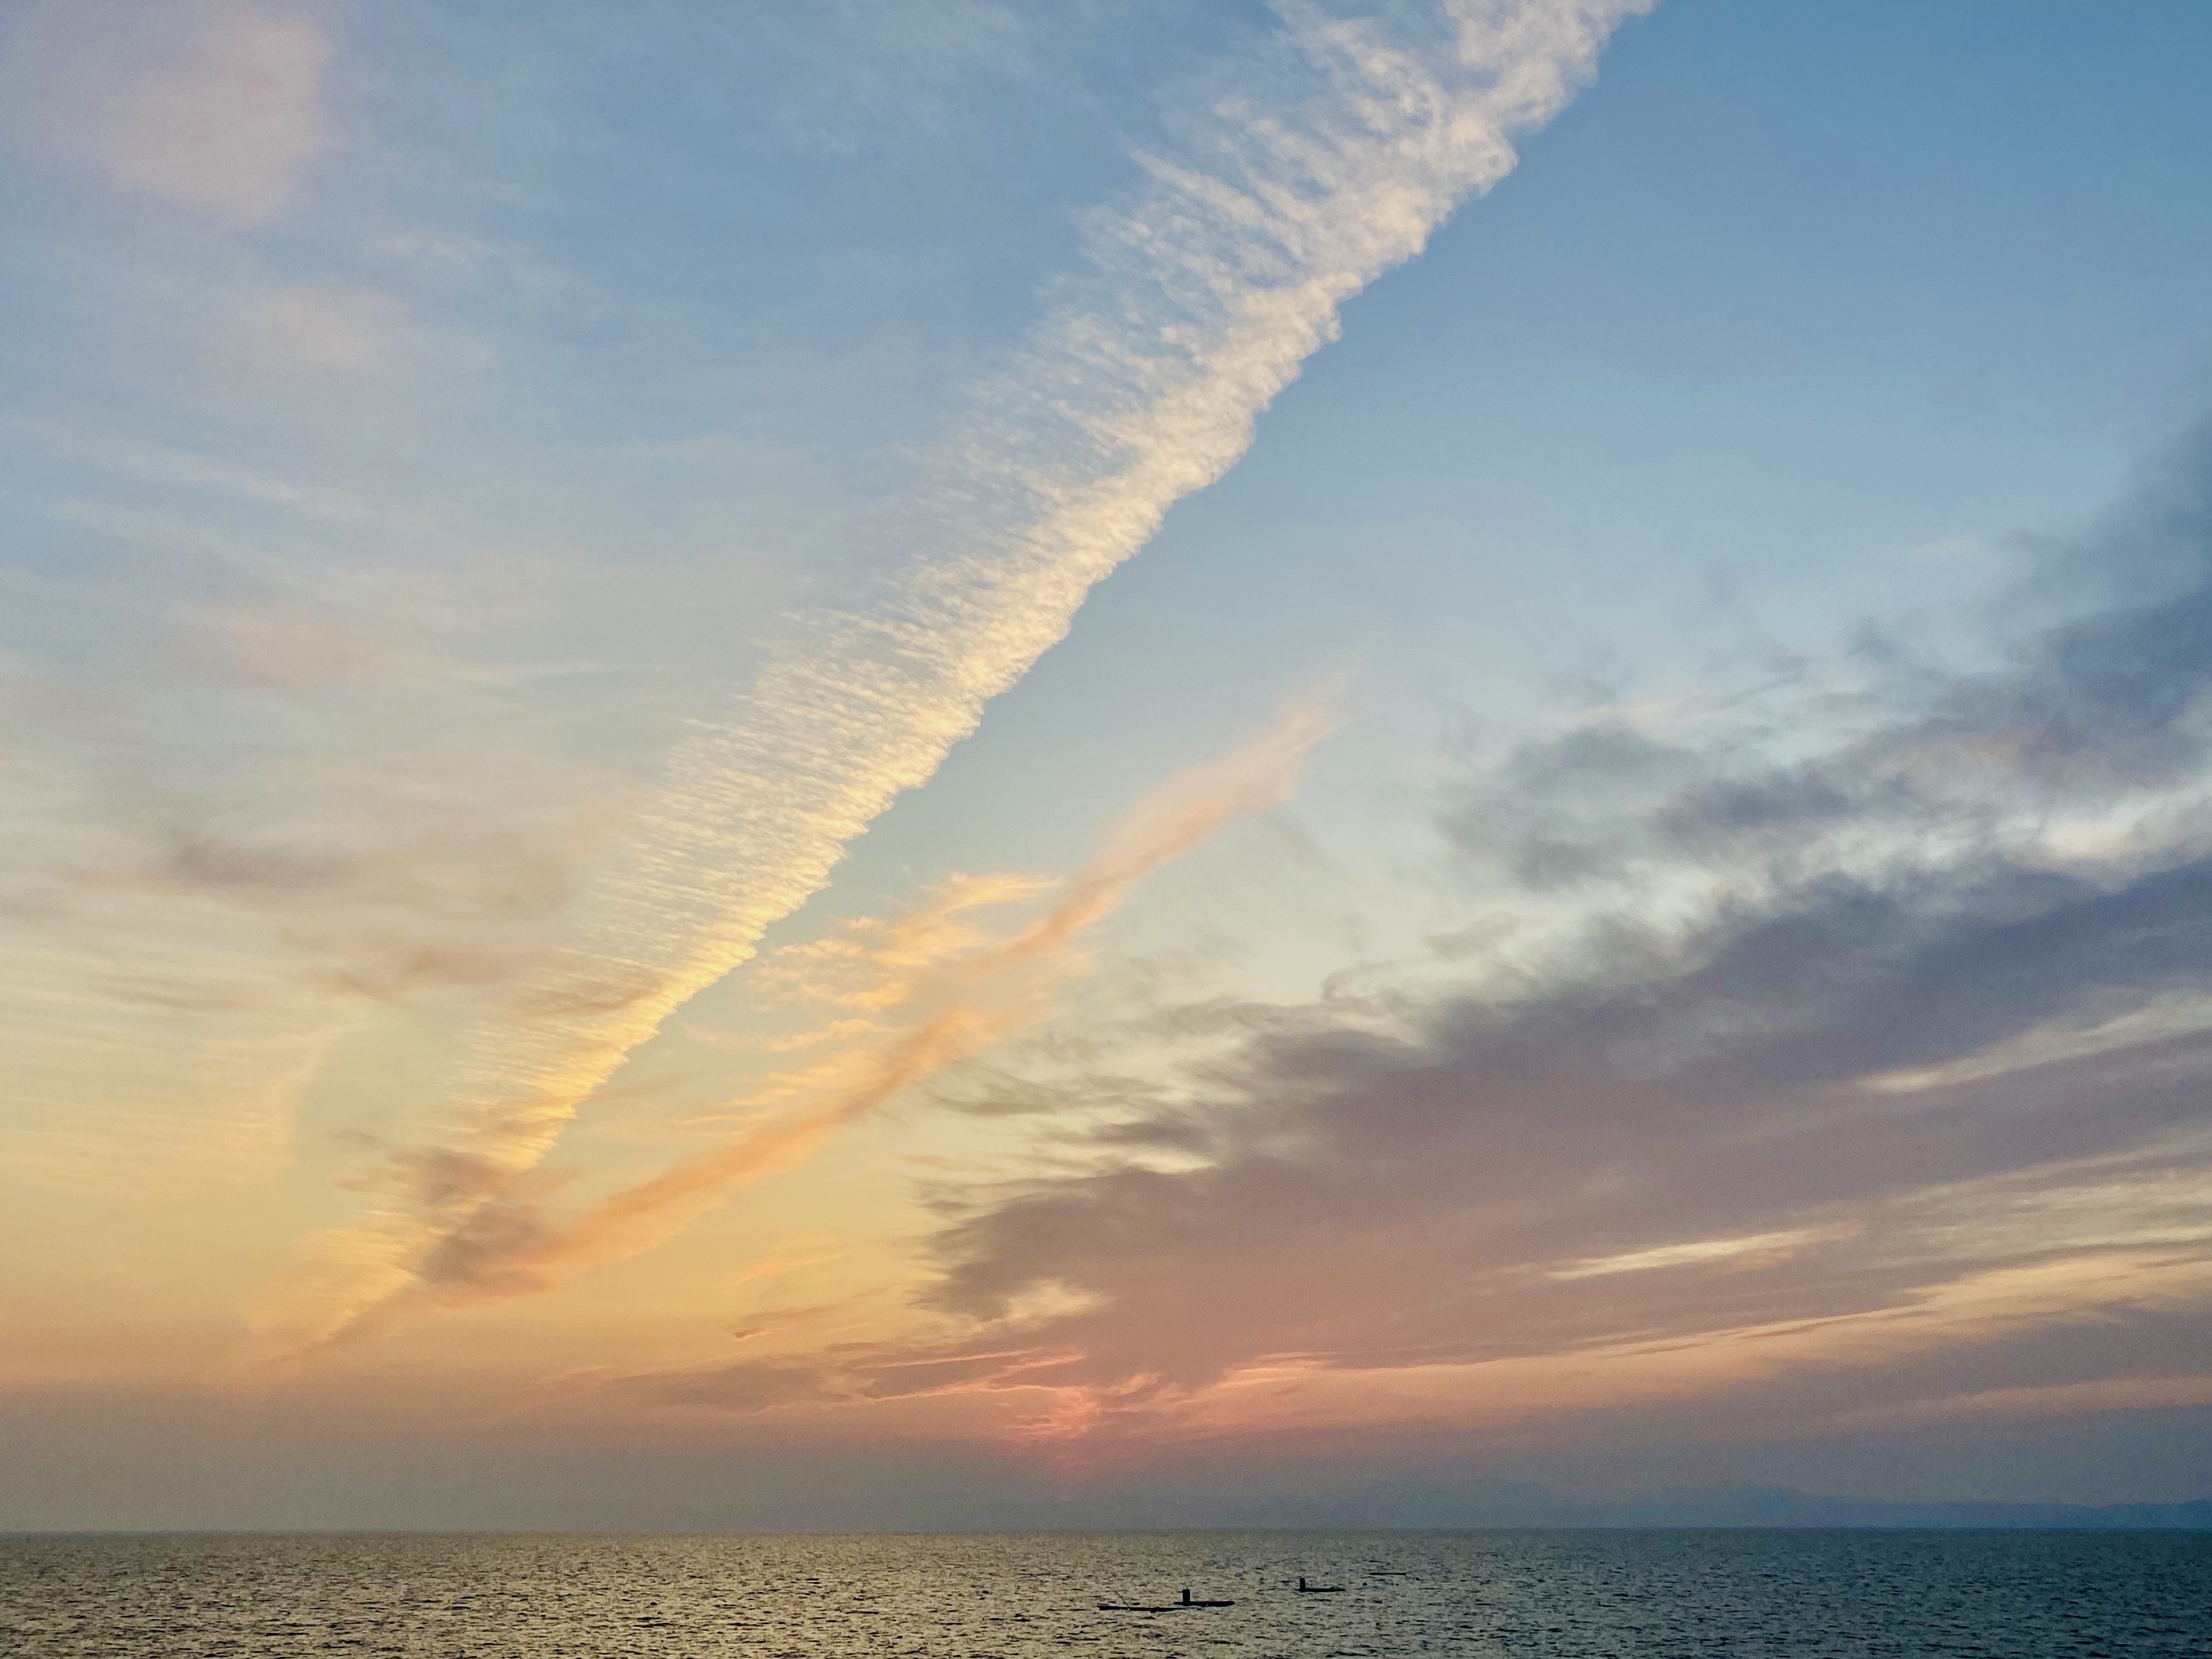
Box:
[1863, 992, 2212, 1096]
[1547, 1227, 1839, 1280]
[259, 0, 1654, 1352]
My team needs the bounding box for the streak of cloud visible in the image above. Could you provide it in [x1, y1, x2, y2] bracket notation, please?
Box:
[248, 692, 1340, 1357]
[265, 0, 1650, 1354]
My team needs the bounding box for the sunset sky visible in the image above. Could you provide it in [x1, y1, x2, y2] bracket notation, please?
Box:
[7, 0, 2212, 1530]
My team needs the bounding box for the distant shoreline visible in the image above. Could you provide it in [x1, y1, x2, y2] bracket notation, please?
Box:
[7, 1502, 2211, 1539]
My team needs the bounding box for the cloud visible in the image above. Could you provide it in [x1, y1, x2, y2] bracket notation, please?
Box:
[647, 418, 2212, 1449]
[1546, 1226, 1845, 1280]
[11, 420, 373, 523]
[2, 0, 332, 226]
[53, 735, 626, 994]
[245, 694, 1339, 1360]
[259, 0, 1651, 1362]
[0, 691, 629, 1202]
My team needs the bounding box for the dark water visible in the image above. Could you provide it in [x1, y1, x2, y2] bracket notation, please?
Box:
[3, 1530, 2206, 1657]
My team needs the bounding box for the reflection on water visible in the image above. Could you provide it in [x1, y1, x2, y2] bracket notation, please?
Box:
[3, 1528, 2207, 1657]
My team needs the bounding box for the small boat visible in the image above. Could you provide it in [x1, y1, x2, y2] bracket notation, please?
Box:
[1097, 1588, 1236, 1612]
[1296, 1576, 1347, 1594]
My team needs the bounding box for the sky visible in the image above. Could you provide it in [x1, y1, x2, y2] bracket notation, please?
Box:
[5, 0, 2212, 1530]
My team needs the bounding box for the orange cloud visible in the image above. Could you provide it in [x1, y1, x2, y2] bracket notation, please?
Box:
[245, 692, 1342, 1362]
[421, 693, 1342, 1299]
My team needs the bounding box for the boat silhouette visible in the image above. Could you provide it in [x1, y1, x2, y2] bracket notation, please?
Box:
[1097, 1587, 1236, 1611]
[1296, 1576, 1347, 1593]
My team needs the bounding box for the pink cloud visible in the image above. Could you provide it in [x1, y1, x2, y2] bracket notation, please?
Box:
[4, 0, 331, 226]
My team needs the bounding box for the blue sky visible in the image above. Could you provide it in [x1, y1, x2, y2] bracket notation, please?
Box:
[878, 0, 2212, 892]
[6, 0, 2212, 1528]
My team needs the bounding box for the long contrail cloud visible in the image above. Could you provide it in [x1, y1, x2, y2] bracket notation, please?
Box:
[258, 694, 1339, 1350]
[258, 0, 1653, 1356]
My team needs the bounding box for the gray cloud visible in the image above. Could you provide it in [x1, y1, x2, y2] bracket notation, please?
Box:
[667, 419, 2212, 1443]
[1447, 421, 2212, 887]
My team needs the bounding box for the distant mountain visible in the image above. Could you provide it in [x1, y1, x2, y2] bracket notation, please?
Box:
[1537, 1485, 2212, 1530]
[1094, 1476, 2212, 1532]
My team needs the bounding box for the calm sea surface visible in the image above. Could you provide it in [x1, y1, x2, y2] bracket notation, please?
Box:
[3, 1530, 2206, 1658]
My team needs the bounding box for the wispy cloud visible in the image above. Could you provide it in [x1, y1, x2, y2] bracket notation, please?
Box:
[1546, 1227, 1844, 1280]
[0, 763, 619, 1203]
[247, 692, 1338, 1361]
[261, 0, 1649, 1357]
[11, 420, 373, 523]
[1, 0, 331, 226]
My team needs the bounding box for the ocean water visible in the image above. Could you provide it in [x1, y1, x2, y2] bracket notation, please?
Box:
[2, 1529, 2206, 1657]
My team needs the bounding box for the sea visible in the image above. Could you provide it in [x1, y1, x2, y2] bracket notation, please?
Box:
[2, 1529, 2206, 1657]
